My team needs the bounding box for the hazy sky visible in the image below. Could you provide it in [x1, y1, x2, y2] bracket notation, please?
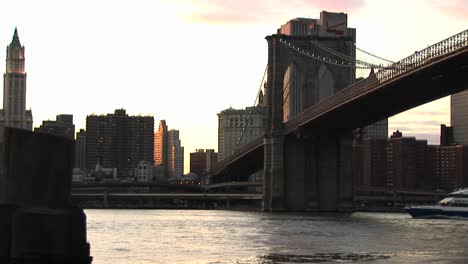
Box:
[0, 0, 467, 173]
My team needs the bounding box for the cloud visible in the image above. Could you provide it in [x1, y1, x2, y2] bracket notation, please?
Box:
[168, 0, 366, 25]
[427, 0, 468, 20]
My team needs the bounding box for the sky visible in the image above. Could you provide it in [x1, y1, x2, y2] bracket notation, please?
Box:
[0, 0, 467, 173]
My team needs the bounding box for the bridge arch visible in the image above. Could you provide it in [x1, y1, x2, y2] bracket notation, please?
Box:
[283, 62, 303, 121]
[316, 64, 335, 103]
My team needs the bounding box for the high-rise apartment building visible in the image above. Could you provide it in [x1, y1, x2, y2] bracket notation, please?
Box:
[154, 120, 168, 176]
[451, 90, 468, 145]
[34, 114, 75, 140]
[0, 28, 33, 141]
[74, 129, 86, 170]
[85, 109, 154, 178]
[154, 120, 184, 178]
[167, 129, 184, 178]
[190, 149, 218, 177]
[217, 105, 266, 161]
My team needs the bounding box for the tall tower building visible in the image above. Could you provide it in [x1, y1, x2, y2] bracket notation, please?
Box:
[85, 109, 154, 178]
[217, 105, 266, 160]
[167, 129, 184, 178]
[154, 120, 168, 175]
[154, 120, 184, 179]
[451, 90, 468, 145]
[0, 28, 33, 140]
[74, 129, 87, 170]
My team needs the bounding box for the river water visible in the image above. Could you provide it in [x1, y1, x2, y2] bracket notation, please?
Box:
[86, 210, 468, 264]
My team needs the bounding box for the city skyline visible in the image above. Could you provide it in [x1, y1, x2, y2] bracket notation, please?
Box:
[0, 1, 467, 173]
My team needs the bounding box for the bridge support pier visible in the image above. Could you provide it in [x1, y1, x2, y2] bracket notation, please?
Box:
[264, 132, 355, 212]
[263, 136, 285, 211]
[0, 128, 92, 263]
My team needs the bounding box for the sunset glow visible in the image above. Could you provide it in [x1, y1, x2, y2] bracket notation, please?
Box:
[0, 0, 466, 172]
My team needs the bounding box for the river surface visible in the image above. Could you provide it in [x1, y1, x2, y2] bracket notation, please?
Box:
[86, 209, 468, 264]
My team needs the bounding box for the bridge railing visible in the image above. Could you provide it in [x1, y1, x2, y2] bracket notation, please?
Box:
[281, 29, 468, 130]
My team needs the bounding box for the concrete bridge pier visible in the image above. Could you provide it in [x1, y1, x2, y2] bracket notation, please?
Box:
[0, 128, 92, 263]
[264, 131, 355, 212]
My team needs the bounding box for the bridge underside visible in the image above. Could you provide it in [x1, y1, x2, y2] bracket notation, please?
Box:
[210, 142, 264, 184]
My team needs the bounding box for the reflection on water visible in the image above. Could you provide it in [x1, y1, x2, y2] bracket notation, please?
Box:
[86, 210, 468, 264]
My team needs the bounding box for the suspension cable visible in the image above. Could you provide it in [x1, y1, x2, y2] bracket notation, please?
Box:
[347, 41, 395, 64]
[279, 38, 374, 69]
[233, 65, 268, 151]
[311, 40, 384, 69]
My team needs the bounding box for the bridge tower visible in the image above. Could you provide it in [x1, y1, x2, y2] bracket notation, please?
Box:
[264, 12, 357, 211]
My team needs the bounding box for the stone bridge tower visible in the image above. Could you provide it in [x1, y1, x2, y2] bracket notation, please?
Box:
[264, 11, 357, 211]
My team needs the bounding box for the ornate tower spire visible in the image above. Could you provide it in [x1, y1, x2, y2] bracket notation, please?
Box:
[0, 27, 33, 140]
[10, 27, 22, 47]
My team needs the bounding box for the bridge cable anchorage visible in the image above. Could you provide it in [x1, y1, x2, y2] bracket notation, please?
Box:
[346, 41, 395, 64]
[233, 64, 268, 152]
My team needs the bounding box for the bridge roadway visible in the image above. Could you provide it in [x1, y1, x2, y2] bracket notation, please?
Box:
[212, 30, 468, 187]
[71, 192, 262, 200]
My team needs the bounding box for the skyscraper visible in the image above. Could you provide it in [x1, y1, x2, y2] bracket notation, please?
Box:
[217, 105, 266, 160]
[154, 120, 184, 178]
[74, 129, 87, 171]
[0, 28, 33, 141]
[451, 90, 468, 145]
[167, 129, 184, 178]
[154, 120, 168, 176]
[85, 109, 154, 178]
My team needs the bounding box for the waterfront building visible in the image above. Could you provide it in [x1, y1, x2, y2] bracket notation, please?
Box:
[135, 160, 153, 183]
[167, 129, 184, 178]
[217, 105, 266, 160]
[358, 130, 467, 191]
[427, 145, 468, 191]
[359, 138, 388, 187]
[190, 149, 218, 183]
[386, 132, 428, 189]
[440, 124, 455, 146]
[34, 114, 75, 140]
[0, 28, 33, 141]
[154, 120, 184, 178]
[362, 119, 388, 139]
[154, 120, 168, 177]
[85, 109, 154, 178]
[74, 129, 87, 170]
[451, 90, 468, 145]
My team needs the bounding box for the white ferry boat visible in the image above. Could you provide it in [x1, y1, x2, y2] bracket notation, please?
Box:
[406, 188, 468, 219]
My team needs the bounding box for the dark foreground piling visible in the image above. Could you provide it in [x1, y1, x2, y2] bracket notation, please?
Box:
[0, 128, 92, 263]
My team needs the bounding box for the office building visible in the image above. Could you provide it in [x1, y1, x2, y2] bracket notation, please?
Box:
[190, 149, 218, 178]
[154, 120, 168, 177]
[85, 109, 154, 178]
[359, 138, 388, 187]
[451, 90, 468, 145]
[74, 129, 86, 171]
[34, 114, 75, 140]
[218, 105, 266, 160]
[167, 129, 184, 178]
[135, 160, 153, 183]
[154, 120, 184, 178]
[362, 119, 388, 139]
[440, 124, 455, 146]
[0, 28, 33, 141]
